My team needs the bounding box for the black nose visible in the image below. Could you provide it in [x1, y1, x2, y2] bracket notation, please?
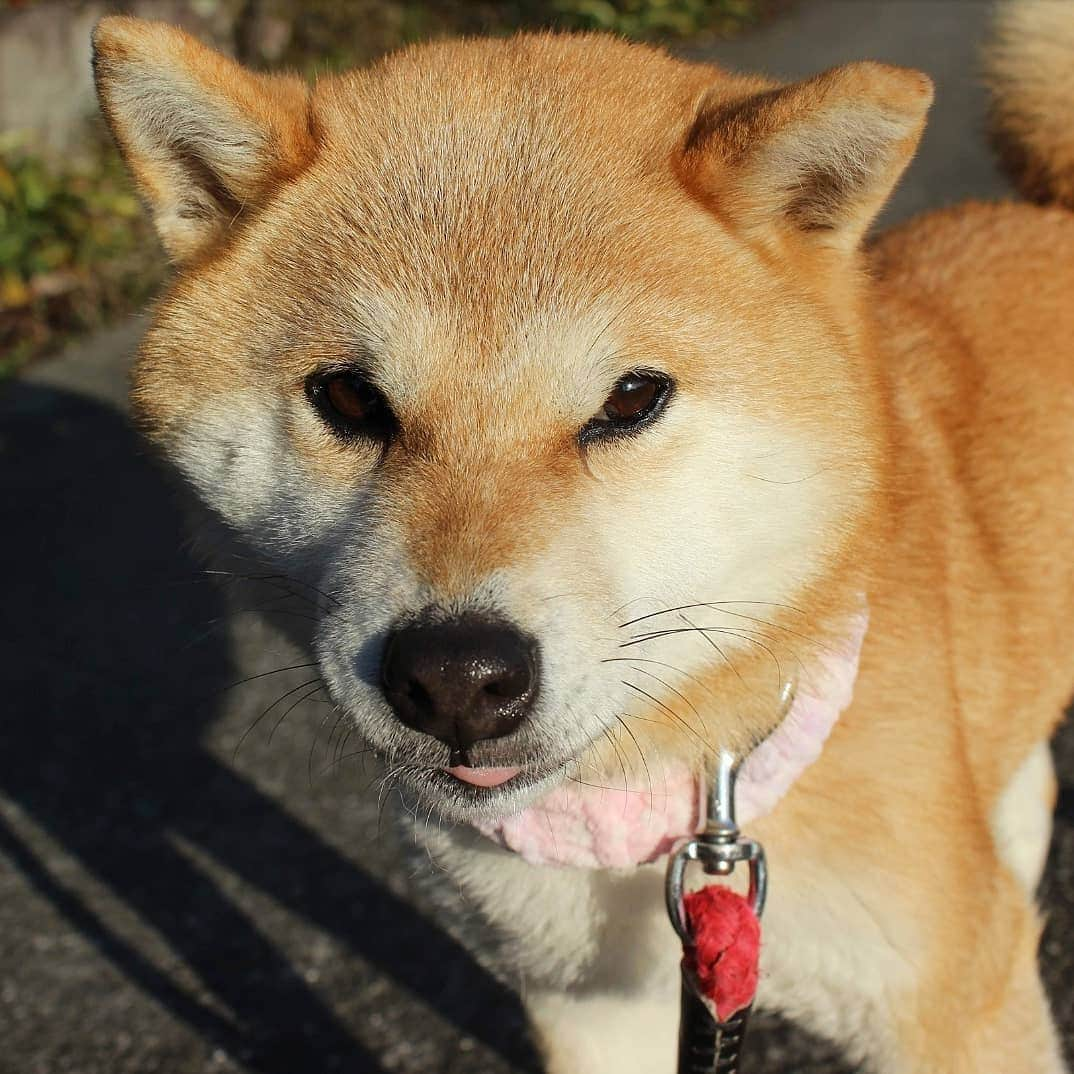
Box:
[380, 616, 539, 751]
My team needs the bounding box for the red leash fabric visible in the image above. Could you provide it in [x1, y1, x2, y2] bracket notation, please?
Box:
[683, 886, 761, 1021]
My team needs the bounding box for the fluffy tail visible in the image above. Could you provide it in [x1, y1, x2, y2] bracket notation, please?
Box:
[987, 0, 1074, 208]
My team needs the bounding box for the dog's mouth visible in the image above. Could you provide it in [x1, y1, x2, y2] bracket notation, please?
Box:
[429, 756, 571, 803]
[384, 752, 577, 817]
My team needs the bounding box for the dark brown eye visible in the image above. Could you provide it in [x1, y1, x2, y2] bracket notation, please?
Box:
[580, 370, 673, 446]
[307, 369, 397, 443]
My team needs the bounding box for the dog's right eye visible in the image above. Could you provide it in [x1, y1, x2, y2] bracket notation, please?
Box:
[579, 370, 674, 447]
[306, 369, 397, 443]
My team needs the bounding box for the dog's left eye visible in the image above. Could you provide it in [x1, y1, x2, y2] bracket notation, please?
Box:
[306, 369, 397, 443]
[580, 370, 674, 445]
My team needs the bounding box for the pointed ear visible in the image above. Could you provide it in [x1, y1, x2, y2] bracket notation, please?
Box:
[680, 62, 933, 251]
[92, 16, 316, 263]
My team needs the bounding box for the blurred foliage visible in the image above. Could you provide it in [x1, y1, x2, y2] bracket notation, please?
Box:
[243, 0, 764, 72]
[0, 134, 161, 378]
[538, 0, 757, 37]
[2, 0, 767, 377]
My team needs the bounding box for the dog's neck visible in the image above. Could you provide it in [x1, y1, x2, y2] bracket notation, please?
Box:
[475, 607, 869, 869]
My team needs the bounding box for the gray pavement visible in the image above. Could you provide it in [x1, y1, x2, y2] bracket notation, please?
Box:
[1, 2, 1071, 1072]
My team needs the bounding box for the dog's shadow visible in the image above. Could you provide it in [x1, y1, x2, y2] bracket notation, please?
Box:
[0, 378, 540, 1074]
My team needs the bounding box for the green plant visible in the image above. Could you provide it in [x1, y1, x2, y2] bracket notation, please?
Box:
[0, 134, 162, 378]
[252, 0, 765, 74]
[548, 0, 759, 37]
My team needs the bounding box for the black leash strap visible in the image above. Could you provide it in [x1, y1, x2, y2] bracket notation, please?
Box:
[677, 965, 753, 1074]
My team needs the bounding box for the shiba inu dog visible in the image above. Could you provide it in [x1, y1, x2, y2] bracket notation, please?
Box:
[92, 1, 1074, 1070]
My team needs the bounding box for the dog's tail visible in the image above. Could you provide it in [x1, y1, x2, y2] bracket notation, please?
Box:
[987, 0, 1074, 209]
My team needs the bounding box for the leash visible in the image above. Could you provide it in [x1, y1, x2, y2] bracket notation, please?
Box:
[665, 748, 768, 1074]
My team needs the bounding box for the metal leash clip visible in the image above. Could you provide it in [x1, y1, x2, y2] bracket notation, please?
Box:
[665, 748, 768, 1074]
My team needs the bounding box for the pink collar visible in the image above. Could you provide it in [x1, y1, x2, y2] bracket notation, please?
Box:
[475, 609, 868, 868]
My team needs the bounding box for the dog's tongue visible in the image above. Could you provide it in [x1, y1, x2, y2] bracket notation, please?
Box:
[447, 765, 521, 788]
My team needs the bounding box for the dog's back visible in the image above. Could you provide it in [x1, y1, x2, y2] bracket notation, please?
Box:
[857, 0, 1074, 806]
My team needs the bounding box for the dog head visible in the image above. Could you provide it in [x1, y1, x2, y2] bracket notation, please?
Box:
[94, 18, 930, 820]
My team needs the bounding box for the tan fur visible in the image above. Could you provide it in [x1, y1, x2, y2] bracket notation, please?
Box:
[94, 10, 1074, 1073]
[988, 0, 1074, 208]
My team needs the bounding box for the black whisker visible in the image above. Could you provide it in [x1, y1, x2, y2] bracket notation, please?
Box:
[702, 608, 830, 654]
[600, 725, 631, 799]
[194, 569, 359, 631]
[267, 683, 330, 744]
[309, 706, 346, 786]
[628, 665, 704, 724]
[315, 746, 378, 780]
[677, 612, 750, 689]
[566, 775, 632, 795]
[704, 626, 788, 691]
[333, 727, 354, 766]
[620, 680, 711, 751]
[212, 662, 320, 699]
[200, 564, 344, 608]
[611, 713, 652, 800]
[616, 710, 664, 725]
[375, 763, 410, 841]
[233, 676, 324, 760]
[618, 599, 808, 630]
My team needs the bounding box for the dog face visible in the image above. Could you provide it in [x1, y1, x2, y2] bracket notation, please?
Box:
[95, 20, 930, 819]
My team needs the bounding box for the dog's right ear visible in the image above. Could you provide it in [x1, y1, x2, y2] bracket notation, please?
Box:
[680, 62, 932, 254]
[92, 16, 315, 263]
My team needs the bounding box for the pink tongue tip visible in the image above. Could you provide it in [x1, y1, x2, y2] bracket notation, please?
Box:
[446, 765, 521, 788]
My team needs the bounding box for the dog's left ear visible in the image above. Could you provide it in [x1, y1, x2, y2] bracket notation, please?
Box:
[92, 16, 316, 263]
[681, 62, 933, 251]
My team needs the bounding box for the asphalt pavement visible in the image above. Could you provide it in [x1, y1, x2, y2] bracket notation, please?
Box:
[1, 2, 1071, 1072]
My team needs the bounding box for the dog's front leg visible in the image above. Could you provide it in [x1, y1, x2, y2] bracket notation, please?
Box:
[527, 987, 679, 1074]
[521, 865, 683, 1074]
[419, 830, 684, 1074]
